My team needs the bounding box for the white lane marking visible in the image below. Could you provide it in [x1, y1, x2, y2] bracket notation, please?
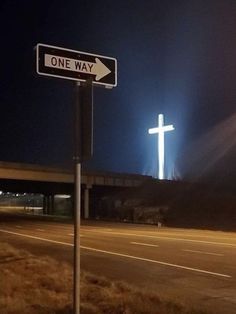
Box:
[83, 227, 113, 232]
[130, 230, 236, 242]
[0, 229, 231, 279]
[36, 229, 45, 232]
[80, 246, 231, 278]
[131, 242, 159, 247]
[169, 233, 236, 242]
[67, 233, 84, 237]
[182, 249, 224, 256]
[0, 229, 73, 247]
[82, 229, 236, 248]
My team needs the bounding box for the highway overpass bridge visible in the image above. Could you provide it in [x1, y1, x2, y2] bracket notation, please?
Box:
[0, 161, 152, 218]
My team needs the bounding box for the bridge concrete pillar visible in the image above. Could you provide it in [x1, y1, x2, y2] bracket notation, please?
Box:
[43, 194, 54, 215]
[43, 196, 47, 214]
[49, 195, 54, 215]
[84, 184, 92, 219]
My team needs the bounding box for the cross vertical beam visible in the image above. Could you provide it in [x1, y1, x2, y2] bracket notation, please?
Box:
[148, 114, 174, 180]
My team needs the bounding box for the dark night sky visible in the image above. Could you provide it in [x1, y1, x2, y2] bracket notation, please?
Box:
[0, 0, 236, 183]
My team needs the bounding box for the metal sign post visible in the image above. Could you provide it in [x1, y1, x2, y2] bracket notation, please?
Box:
[73, 82, 82, 314]
[73, 79, 93, 314]
[74, 160, 81, 314]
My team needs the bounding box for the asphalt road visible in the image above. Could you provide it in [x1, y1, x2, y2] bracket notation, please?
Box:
[0, 214, 236, 313]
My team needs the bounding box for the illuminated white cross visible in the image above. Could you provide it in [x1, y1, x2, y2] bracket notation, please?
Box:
[148, 114, 174, 180]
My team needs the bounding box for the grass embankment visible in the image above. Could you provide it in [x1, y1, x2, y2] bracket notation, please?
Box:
[0, 242, 208, 314]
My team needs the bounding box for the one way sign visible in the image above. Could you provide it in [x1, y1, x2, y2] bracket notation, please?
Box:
[36, 43, 117, 88]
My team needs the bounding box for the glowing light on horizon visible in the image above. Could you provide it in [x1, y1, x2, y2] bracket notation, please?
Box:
[148, 114, 174, 179]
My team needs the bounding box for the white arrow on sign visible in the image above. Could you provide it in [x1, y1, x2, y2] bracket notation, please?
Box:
[44, 54, 111, 81]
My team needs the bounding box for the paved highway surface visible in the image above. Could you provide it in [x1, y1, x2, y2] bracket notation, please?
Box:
[0, 213, 236, 313]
